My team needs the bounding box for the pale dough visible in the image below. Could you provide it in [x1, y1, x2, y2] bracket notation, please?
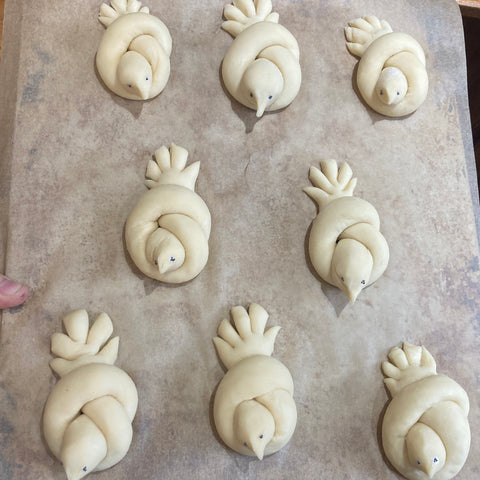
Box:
[43, 310, 138, 480]
[304, 160, 389, 302]
[345, 16, 428, 117]
[381, 343, 470, 480]
[125, 143, 211, 283]
[213, 303, 297, 459]
[96, 0, 172, 100]
[221, 0, 301, 117]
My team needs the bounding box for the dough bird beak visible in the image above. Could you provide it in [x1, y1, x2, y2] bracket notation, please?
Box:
[250, 440, 265, 460]
[255, 99, 267, 118]
[347, 288, 360, 303]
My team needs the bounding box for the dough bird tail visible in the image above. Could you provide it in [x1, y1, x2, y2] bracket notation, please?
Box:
[145, 143, 201, 191]
[382, 342, 437, 397]
[99, 0, 150, 28]
[303, 159, 357, 210]
[49, 310, 119, 377]
[213, 303, 281, 370]
[344, 16, 393, 57]
[222, 0, 279, 37]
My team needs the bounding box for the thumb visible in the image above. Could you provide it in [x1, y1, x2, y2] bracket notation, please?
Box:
[0, 274, 29, 309]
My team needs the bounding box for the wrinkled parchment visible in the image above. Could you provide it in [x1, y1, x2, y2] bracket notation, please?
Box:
[1, 1, 479, 479]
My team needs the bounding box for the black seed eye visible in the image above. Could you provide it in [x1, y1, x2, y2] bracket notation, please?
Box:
[417, 461, 421, 465]
[170, 257, 175, 262]
[250, 92, 253, 98]
[268, 95, 272, 99]
[379, 89, 383, 95]
[146, 77, 149, 81]
[259, 434, 263, 439]
[341, 277, 344, 282]
[397, 91, 400, 95]
[244, 442, 248, 447]
[361, 280, 366, 285]
[83, 466, 88, 472]
[127, 84, 132, 88]
[433, 457, 438, 463]
[154, 260, 158, 265]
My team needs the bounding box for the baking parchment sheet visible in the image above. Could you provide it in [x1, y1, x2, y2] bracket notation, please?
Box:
[1, 0, 479, 478]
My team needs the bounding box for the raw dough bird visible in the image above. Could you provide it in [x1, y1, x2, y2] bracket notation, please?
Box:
[43, 310, 138, 480]
[213, 303, 297, 459]
[381, 343, 470, 480]
[304, 159, 389, 302]
[125, 143, 211, 283]
[96, 0, 172, 100]
[345, 15, 428, 117]
[221, 0, 301, 117]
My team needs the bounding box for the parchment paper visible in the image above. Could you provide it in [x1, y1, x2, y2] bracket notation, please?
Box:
[1, 1, 479, 479]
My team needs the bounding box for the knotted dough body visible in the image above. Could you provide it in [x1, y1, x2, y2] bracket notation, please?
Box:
[304, 160, 389, 302]
[125, 144, 211, 283]
[345, 16, 428, 117]
[213, 304, 296, 459]
[43, 310, 138, 480]
[96, 0, 172, 100]
[221, 0, 301, 117]
[381, 343, 470, 480]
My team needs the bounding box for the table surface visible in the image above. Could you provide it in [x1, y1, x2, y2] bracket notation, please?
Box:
[1, 1, 479, 480]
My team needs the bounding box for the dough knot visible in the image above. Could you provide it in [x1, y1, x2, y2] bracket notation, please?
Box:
[304, 159, 389, 302]
[125, 144, 211, 283]
[96, 1, 172, 100]
[381, 343, 470, 480]
[43, 310, 138, 480]
[221, 0, 301, 117]
[345, 16, 428, 117]
[213, 304, 296, 460]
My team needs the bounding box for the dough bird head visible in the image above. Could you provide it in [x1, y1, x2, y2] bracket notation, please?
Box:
[117, 51, 153, 100]
[376, 66, 408, 105]
[61, 415, 107, 480]
[332, 239, 373, 302]
[406, 423, 446, 478]
[243, 58, 284, 117]
[146, 227, 185, 274]
[235, 400, 275, 460]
